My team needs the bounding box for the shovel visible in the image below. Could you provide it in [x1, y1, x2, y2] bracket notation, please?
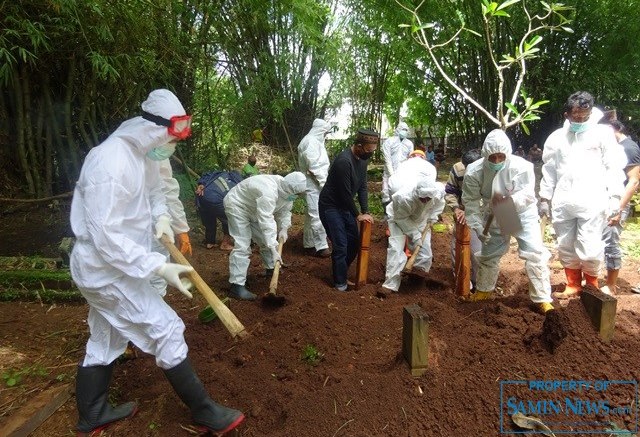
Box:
[160, 235, 249, 339]
[262, 237, 286, 307]
[402, 224, 432, 277]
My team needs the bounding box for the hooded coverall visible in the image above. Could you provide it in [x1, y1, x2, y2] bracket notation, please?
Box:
[298, 119, 331, 252]
[383, 179, 445, 291]
[382, 122, 413, 203]
[541, 116, 626, 277]
[149, 158, 191, 296]
[387, 155, 437, 196]
[462, 130, 552, 304]
[224, 173, 306, 286]
[70, 90, 189, 369]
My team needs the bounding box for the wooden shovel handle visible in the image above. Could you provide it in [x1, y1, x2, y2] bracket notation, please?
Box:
[405, 224, 431, 271]
[483, 213, 494, 236]
[268, 238, 284, 294]
[160, 235, 248, 339]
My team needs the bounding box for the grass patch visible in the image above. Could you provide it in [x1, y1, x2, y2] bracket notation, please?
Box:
[301, 344, 324, 366]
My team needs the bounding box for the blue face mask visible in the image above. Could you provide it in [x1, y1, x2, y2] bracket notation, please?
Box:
[569, 121, 589, 134]
[488, 161, 505, 172]
[146, 143, 176, 161]
[287, 194, 297, 201]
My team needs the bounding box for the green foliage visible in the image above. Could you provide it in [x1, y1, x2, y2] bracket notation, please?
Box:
[2, 364, 49, 387]
[292, 196, 308, 215]
[301, 344, 324, 366]
[367, 191, 385, 218]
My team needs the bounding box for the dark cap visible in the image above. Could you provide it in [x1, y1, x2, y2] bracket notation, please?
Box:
[355, 128, 380, 145]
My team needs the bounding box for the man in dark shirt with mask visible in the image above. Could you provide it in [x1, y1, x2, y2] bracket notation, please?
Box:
[319, 128, 379, 291]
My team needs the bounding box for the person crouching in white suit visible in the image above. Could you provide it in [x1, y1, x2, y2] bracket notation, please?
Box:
[381, 179, 445, 294]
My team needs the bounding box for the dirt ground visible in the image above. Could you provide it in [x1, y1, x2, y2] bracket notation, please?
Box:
[2, 199, 640, 436]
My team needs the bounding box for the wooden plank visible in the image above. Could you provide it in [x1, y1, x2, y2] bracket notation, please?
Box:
[580, 289, 617, 343]
[402, 304, 430, 377]
[355, 220, 372, 289]
[0, 383, 73, 437]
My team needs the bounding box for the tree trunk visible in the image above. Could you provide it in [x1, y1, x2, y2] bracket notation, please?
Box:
[13, 71, 35, 196]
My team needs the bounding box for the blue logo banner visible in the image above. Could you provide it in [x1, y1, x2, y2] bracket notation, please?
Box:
[500, 380, 638, 434]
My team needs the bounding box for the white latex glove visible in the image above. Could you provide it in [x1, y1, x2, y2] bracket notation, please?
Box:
[270, 246, 282, 266]
[156, 263, 194, 298]
[278, 229, 288, 243]
[154, 215, 174, 242]
[608, 196, 621, 218]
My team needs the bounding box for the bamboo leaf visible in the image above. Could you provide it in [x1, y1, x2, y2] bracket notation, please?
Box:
[496, 0, 520, 11]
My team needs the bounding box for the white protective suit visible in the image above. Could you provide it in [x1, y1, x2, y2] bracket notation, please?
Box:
[298, 119, 331, 251]
[70, 89, 189, 369]
[150, 159, 190, 296]
[382, 122, 414, 203]
[383, 179, 445, 291]
[224, 172, 306, 286]
[541, 110, 626, 276]
[462, 129, 552, 303]
[387, 155, 437, 196]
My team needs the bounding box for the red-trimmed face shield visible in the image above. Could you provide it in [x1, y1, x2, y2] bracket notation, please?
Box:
[142, 111, 192, 140]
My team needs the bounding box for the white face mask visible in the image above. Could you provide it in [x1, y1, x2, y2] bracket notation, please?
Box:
[569, 121, 589, 134]
[146, 143, 176, 161]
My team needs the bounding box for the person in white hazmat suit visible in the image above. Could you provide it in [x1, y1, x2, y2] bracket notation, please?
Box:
[539, 91, 626, 298]
[387, 149, 437, 195]
[381, 121, 413, 204]
[149, 159, 193, 297]
[69, 89, 244, 436]
[382, 178, 446, 293]
[462, 129, 554, 313]
[224, 171, 307, 300]
[298, 119, 332, 257]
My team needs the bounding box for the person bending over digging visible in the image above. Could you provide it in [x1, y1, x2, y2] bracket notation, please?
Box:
[223, 171, 307, 300]
[381, 178, 445, 296]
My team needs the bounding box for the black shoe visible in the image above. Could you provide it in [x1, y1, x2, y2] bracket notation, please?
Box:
[315, 248, 331, 258]
[164, 358, 245, 434]
[228, 283, 257, 301]
[76, 363, 137, 435]
[264, 268, 274, 278]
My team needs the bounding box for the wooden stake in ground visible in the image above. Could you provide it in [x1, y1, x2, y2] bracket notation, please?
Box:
[454, 221, 471, 297]
[160, 235, 249, 339]
[355, 220, 372, 289]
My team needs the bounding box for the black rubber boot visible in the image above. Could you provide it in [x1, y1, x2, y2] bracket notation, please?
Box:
[228, 283, 257, 301]
[164, 358, 245, 435]
[75, 363, 137, 436]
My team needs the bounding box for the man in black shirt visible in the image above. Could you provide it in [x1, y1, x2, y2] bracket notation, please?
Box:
[319, 128, 379, 291]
